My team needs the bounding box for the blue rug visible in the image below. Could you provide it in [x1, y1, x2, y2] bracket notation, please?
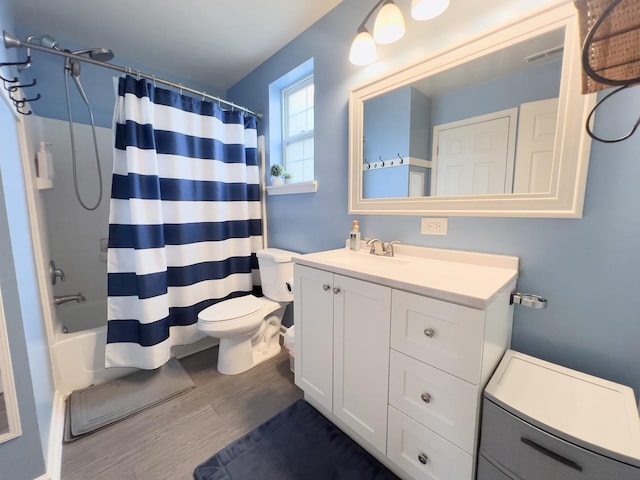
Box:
[193, 399, 399, 480]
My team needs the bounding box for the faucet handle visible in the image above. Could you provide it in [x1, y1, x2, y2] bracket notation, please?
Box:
[383, 240, 401, 257]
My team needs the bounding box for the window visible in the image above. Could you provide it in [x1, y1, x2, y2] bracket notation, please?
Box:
[282, 77, 314, 182]
[268, 58, 317, 195]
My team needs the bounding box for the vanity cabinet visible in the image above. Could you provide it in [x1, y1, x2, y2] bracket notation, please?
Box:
[386, 289, 512, 479]
[293, 245, 518, 480]
[294, 264, 391, 454]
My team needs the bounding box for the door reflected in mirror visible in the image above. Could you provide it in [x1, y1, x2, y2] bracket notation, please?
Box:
[363, 28, 564, 199]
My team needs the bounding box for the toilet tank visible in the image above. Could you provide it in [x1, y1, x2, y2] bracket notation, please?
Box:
[257, 248, 297, 302]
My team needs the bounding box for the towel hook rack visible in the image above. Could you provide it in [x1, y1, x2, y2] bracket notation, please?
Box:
[0, 55, 39, 115]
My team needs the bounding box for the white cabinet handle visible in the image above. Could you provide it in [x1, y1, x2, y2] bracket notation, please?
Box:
[333, 287, 341, 294]
[323, 284, 331, 291]
[418, 453, 428, 465]
[423, 328, 435, 338]
[421, 393, 431, 403]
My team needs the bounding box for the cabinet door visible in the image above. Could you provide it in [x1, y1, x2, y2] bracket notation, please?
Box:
[294, 264, 334, 412]
[333, 274, 391, 454]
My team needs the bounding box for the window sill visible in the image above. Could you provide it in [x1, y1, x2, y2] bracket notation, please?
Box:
[266, 181, 318, 196]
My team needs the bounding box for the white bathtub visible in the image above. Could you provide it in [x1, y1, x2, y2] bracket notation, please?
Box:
[51, 300, 217, 394]
[51, 300, 136, 393]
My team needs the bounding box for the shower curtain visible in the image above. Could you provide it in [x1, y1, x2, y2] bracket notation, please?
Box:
[106, 75, 262, 370]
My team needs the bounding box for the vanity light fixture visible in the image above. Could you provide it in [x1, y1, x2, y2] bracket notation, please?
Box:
[411, 0, 450, 21]
[349, 0, 449, 66]
[349, 0, 404, 65]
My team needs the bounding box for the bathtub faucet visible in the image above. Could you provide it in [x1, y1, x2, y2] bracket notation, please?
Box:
[54, 292, 86, 306]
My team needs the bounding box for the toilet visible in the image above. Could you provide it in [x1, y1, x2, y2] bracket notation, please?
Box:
[197, 248, 297, 375]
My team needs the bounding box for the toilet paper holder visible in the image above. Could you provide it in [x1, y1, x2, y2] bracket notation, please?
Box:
[510, 292, 547, 309]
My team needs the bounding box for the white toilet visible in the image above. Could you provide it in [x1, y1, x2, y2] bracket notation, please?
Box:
[197, 248, 297, 375]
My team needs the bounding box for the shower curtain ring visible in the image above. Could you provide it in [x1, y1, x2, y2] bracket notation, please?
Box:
[179, 84, 183, 95]
[152, 75, 156, 86]
[202, 91, 206, 101]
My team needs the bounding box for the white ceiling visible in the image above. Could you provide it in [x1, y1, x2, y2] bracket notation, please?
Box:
[10, 0, 343, 91]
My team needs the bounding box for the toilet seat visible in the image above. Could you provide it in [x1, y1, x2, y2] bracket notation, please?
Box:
[198, 295, 264, 323]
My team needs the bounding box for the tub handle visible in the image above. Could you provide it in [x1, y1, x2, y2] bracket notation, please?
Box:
[49, 260, 65, 285]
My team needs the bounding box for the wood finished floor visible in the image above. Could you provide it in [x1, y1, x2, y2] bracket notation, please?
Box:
[61, 347, 302, 480]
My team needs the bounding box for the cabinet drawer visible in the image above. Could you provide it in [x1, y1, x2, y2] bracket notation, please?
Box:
[389, 350, 479, 453]
[480, 399, 640, 480]
[387, 406, 473, 480]
[391, 290, 485, 384]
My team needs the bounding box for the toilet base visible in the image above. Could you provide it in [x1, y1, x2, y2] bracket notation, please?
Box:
[217, 338, 283, 375]
[217, 336, 255, 375]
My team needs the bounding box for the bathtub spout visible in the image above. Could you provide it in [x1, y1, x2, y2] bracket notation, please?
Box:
[54, 292, 86, 306]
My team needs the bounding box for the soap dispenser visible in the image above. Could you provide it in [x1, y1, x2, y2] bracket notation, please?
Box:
[349, 220, 361, 251]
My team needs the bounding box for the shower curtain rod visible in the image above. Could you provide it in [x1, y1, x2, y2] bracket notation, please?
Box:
[2, 31, 262, 120]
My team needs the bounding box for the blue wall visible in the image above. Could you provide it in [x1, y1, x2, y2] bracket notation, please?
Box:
[430, 57, 562, 127]
[229, 0, 640, 397]
[0, 4, 49, 479]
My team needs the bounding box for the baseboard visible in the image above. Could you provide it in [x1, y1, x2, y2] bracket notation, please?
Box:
[34, 390, 66, 480]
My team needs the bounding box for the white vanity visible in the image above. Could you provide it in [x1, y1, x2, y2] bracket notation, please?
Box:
[293, 244, 519, 479]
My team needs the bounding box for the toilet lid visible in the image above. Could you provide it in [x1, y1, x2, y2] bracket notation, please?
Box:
[198, 295, 264, 323]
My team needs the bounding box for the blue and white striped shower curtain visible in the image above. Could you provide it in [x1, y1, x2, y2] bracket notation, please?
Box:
[106, 76, 262, 370]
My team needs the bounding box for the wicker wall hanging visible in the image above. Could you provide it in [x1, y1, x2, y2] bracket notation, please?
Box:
[575, 0, 640, 142]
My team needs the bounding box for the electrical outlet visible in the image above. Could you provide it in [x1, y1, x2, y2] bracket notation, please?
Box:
[421, 217, 448, 235]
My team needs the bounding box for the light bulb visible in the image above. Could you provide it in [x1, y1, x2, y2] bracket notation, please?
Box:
[373, 1, 405, 45]
[411, 0, 449, 21]
[349, 30, 377, 66]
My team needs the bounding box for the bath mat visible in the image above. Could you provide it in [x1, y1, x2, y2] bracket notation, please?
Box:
[193, 399, 399, 480]
[65, 358, 193, 441]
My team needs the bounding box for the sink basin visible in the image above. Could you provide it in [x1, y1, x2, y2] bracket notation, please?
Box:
[316, 249, 410, 268]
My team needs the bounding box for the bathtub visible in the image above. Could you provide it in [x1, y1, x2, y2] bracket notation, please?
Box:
[51, 300, 136, 394]
[50, 300, 217, 394]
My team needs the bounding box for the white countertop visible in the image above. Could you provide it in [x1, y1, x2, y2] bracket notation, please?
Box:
[485, 350, 640, 467]
[293, 243, 519, 309]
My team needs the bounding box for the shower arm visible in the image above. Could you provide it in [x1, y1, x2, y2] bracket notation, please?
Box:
[2, 31, 262, 120]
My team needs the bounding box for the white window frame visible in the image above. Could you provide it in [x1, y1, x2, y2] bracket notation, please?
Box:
[266, 58, 318, 196]
[282, 75, 314, 180]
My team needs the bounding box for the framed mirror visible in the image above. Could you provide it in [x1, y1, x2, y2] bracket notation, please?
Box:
[0, 283, 21, 443]
[349, 3, 596, 218]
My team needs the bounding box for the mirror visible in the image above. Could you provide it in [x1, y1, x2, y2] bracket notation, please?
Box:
[0, 283, 21, 444]
[349, 3, 596, 217]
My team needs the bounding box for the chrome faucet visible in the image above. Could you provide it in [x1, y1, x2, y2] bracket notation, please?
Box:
[54, 292, 86, 306]
[366, 238, 384, 255]
[366, 239, 400, 257]
[383, 240, 401, 257]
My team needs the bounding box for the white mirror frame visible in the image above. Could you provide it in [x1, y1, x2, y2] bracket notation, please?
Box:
[349, 2, 596, 218]
[0, 282, 22, 444]
[0, 89, 23, 444]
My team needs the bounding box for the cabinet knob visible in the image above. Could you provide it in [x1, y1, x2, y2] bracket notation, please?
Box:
[333, 287, 341, 294]
[423, 328, 435, 338]
[421, 393, 431, 404]
[323, 284, 331, 291]
[418, 453, 428, 465]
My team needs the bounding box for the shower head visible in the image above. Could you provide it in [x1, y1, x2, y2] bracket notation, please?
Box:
[71, 47, 114, 62]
